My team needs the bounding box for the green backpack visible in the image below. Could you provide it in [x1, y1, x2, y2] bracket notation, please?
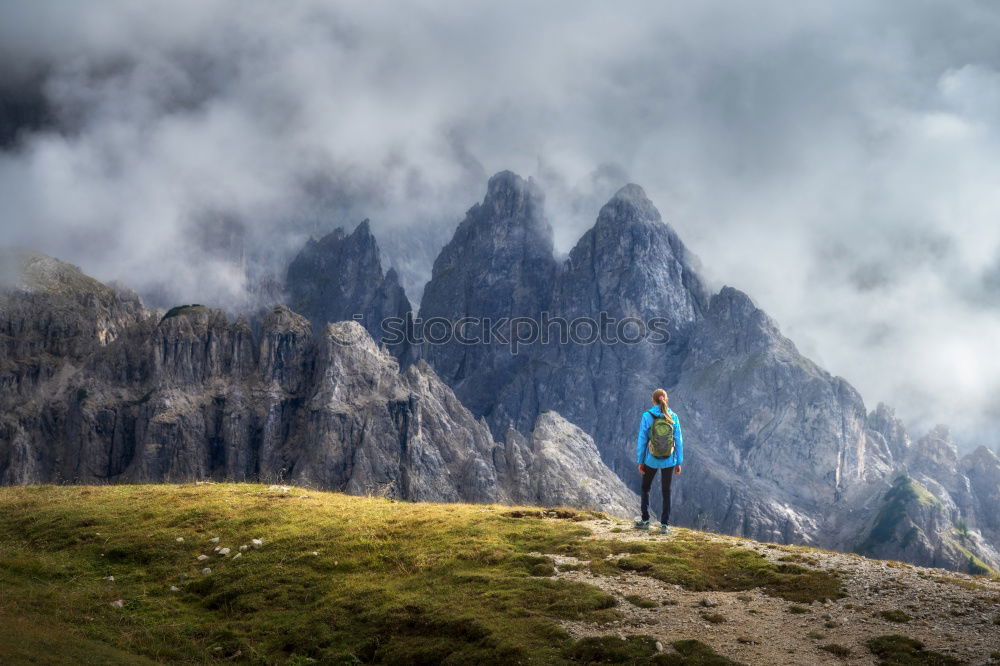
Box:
[647, 409, 675, 459]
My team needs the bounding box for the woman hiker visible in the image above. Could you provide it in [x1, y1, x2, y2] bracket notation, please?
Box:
[634, 388, 683, 534]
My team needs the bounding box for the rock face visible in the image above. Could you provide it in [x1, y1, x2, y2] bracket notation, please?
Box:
[665, 285, 874, 545]
[0, 250, 149, 411]
[0, 256, 636, 516]
[503, 411, 639, 518]
[285, 220, 411, 351]
[855, 474, 999, 573]
[416, 171, 558, 417]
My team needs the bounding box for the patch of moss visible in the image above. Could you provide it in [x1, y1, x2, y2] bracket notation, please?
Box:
[502, 508, 605, 522]
[564, 635, 659, 662]
[530, 562, 556, 577]
[866, 634, 961, 665]
[658, 639, 742, 665]
[610, 540, 844, 603]
[625, 594, 658, 609]
[878, 609, 912, 624]
[819, 643, 851, 658]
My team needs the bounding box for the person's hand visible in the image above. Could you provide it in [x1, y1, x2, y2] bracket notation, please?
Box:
[674, 465, 682, 475]
[638, 464, 645, 473]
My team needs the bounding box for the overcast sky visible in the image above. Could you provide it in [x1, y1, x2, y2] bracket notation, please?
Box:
[2, 0, 999, 451]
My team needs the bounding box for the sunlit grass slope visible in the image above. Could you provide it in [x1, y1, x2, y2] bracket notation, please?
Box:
[0, 484, 843, 664]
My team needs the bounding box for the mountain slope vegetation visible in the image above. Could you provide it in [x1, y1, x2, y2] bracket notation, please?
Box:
[1, 484, 997, 664]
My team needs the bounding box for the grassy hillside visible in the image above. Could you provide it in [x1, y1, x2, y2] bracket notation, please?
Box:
[0, 483, 927, 664]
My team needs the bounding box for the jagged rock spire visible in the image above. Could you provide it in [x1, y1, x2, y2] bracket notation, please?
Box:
[285, 219, 411, 349]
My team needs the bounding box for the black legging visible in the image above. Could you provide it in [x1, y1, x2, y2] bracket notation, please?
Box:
[640, 465, 674, 523]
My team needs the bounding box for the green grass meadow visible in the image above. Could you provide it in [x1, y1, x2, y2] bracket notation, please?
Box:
[0, 484, 844, 664]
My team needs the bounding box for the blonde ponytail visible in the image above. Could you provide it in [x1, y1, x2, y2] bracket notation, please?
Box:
[651, 388, 674, 423]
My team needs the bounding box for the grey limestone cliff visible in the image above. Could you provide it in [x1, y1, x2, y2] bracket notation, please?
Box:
[0, 253, 636, 516]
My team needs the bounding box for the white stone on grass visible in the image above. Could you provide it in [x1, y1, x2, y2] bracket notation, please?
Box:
[219, 547, 230, 556]
[201, 567, 212, 575]
[110, 599, 124, 608]
[197, 554, 209, 561]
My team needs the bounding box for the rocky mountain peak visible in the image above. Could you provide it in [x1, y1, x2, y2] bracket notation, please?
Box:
[688, 286, 795, 361]
[594, 182, 661, 227]
[558, 183, 710, 329]
[345, 218, 379, 256]
[965, 444, 999, 464]
[914, 424, 958, 461]
[416, 171, 559, 413]
[961, 447, 1000, 534]
[865, 401, 912, 464]
[437, 170, 553, 265]
[480, 170, 546, 224]
[285, 219, 411, 347]
[904, 424, 961, 489]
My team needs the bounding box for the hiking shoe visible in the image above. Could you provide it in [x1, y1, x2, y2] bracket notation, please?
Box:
[659, 524, 671, 535]
[634, 519, 650, 530]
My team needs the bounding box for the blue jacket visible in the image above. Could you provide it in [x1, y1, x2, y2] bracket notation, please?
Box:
[636, 405, 683, 468]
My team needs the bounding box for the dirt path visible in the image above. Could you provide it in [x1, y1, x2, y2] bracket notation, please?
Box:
[538, 519, 1000, 665]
